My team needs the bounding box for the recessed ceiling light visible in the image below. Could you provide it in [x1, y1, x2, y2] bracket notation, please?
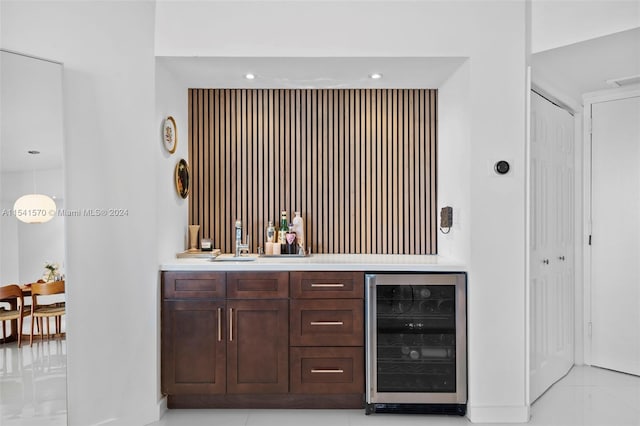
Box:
[28, 150, 40, 155]
[369, 73, 383, 80]
[245, 73, 256, 80]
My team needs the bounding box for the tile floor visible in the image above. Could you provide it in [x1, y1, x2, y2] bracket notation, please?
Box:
[1, 339, 639, 426]
[0, 338, 67, 426]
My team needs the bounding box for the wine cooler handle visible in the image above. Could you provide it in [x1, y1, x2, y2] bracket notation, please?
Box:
[364, 274, 377, 402]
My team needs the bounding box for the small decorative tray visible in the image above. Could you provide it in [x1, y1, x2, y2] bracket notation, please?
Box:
[258, 253, 311, 258]
[177, 249, 221, 259]
[258, 247, 310, 258]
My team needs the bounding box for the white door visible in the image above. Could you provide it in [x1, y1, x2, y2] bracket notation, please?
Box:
[590, 95, 640, 376]
[530, 91, 575, 402]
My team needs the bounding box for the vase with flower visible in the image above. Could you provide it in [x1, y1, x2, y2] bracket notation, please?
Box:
[43, 261, 60, 282]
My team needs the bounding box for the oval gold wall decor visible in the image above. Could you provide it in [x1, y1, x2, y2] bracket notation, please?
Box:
[175, 158, 190, 199]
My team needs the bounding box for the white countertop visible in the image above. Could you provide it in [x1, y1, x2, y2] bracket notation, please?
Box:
[160, 254, 465, 272]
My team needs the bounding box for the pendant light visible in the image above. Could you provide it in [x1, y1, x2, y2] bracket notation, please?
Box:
[13, 150, 56, 224]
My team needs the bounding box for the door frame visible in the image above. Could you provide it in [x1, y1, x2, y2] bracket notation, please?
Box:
[527, 74, 582, 405]
[582, 86, 640, 367]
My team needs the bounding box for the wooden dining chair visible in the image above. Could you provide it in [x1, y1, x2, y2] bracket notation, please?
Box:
[0, 284, 30, 348]
[30, 280, 66, 346]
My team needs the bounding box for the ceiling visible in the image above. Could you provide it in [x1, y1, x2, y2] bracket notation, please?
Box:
[3, 26, 636, 173]
[157, 57, 467, 89]
[532, 27, 640, 102]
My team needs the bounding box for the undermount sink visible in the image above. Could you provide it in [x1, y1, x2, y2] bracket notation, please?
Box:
[213, 253, 258, 261]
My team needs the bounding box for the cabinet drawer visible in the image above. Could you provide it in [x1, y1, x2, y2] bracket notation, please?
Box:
[290, 271, 364, 299]
[163, 272, 226, 299]
[227, 271, 289, 298]
[290, 299, 363, 346]
[290, 347, 364, 394]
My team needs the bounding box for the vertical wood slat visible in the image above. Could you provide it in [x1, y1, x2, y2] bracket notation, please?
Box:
[338, 90, 345, 254]
[419, 89, 426, 254]
[430, 91, 438, 253]
[188, 90, 194, 229]
[213, 90, 220, 251]
[204, 90, 210, 241]
[348, 90, 355, 253]
[188, 89, 437, 254]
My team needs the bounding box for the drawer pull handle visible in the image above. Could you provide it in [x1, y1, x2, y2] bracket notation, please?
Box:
[229, 308, 233, 341]
[311, 369, 344, 374]
[310, 321, 344, 326]
[217, 308, 222, 342]
[311, 283, 345, 288]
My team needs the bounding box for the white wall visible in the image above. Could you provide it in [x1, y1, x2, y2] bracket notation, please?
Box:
[154, 61, 189, 416]
[438, 60, 471, 263]
[532, 0, 640, 53]
[156, 1, 529, 422]
[2, 0, 531, 424]
[155, 59, 189, 262]
[0, 4, 3, 283]
[1, 2, 160, 425]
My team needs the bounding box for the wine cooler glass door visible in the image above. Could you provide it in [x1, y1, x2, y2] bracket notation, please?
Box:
[366, 273, 466, 405]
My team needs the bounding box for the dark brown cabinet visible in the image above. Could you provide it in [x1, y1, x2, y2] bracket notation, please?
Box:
[290, 299, 363, 347]
[162, 300, 226, 395]
[162, 271, 289, 406]
[290, 271, 364, 299]
[161, 270, 364, 408]
[289, 271, 364, 404]
[226, 299, 289, 394]
[290, 346, 364, 394]
[162, 272, 227, 396]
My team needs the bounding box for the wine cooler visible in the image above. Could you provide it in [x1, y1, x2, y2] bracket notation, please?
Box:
[365, 273, 467, 415]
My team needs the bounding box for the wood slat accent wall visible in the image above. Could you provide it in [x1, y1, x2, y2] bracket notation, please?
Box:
[189, 89, 437, 254]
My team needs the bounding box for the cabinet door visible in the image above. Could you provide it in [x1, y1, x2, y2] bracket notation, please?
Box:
[162, 300, 226, 394]
[226, 299, 289, 394]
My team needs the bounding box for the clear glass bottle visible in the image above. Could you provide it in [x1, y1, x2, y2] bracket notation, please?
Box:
[266, 220, 275, 243]
[292, 211, 305, 250]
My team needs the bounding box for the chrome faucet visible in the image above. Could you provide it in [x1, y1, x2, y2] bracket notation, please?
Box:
[234, 219, 250, 257]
